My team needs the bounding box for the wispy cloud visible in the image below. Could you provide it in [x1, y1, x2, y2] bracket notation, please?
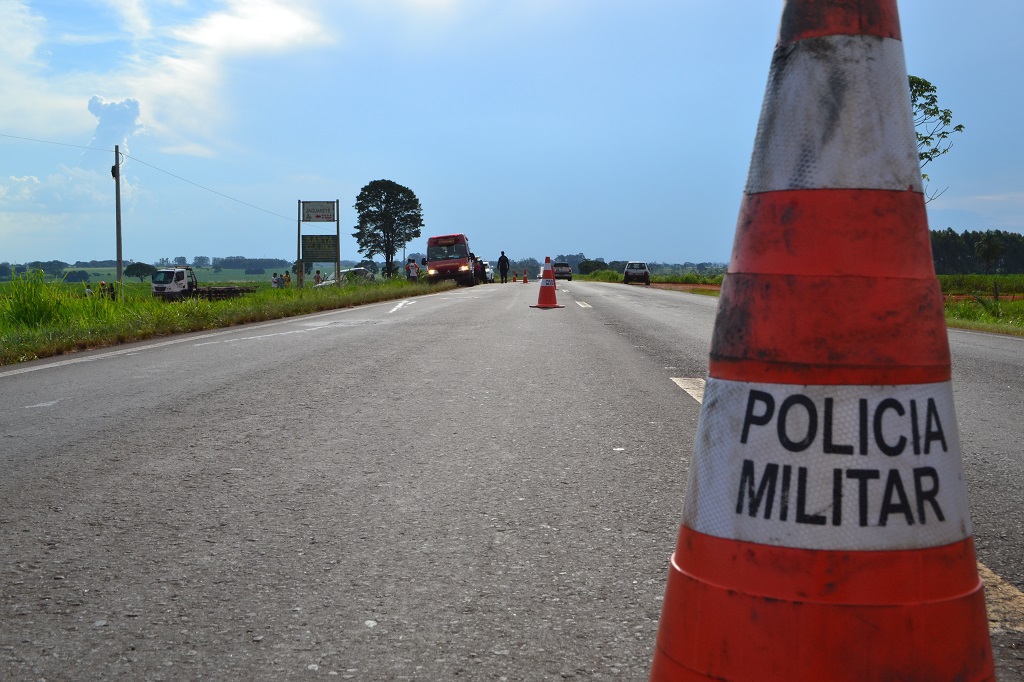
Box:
[132, 0, 335, 154]
[173, 0, 330, 53]
[0, 1, 93, 135]
[102, 0, 152, 39]
[0, 0, 335, 153]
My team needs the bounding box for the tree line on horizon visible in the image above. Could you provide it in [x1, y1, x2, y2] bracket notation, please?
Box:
[931, 228, 1024, 275]
[4, 229, 1023, 282]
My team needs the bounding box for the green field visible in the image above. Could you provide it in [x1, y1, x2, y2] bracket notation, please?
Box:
[937, 273, 1024, 297]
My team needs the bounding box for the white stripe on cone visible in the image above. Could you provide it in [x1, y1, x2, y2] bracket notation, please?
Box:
[747, 36, 921, 193]
[682, 378, 971, 551]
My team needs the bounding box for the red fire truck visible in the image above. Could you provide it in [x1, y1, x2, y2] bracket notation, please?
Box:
[424, 233, 478, 286]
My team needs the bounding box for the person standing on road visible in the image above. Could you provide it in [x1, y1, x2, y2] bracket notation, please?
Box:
[405, 258, 420, 282]
[271, 273, 278, 288]
[313, 270, 323, 286]
[498, 251, 510, 283]
[284, 271, 291, 287]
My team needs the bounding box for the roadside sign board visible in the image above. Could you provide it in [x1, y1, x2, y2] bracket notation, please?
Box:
[302, 235, 339, 262]
[302, 201, 336, 222]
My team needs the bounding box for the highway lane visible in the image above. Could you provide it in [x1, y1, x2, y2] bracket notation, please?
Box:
[565, 280, 1024, 678]
[1, 283, 698, 679]
[564, 281, 1024, 589]
[1, 280, 1021, 679]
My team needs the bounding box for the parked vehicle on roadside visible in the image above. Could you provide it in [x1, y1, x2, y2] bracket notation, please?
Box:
[623, 261, 651, 285]
[314, 267, 375, 287]
[424, 233, 477, 286]
[151, 266, 255, 301]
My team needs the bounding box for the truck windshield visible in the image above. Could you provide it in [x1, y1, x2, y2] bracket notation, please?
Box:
[427, 244, 467, 260]
[152, 271, 175, 284]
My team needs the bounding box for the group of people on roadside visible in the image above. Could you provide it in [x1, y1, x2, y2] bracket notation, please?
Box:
[84, 281, 117, 299]
[270, 272, 292, 288]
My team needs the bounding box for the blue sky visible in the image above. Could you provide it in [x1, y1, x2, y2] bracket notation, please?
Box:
[1, 0, 1021, 267]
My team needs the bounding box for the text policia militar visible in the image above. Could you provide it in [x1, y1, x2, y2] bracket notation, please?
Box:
[683, 380, 971, 549]
[741, 390, 947, 456]
[738, 389, 946, 528]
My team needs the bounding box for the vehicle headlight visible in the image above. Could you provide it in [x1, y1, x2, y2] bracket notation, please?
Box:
[458, 265, 470, 272]
[427, 269, 438, 276]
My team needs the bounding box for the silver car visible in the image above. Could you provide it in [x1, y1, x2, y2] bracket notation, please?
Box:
[623, 261, 651, 285]
[315, 267, 375, 287]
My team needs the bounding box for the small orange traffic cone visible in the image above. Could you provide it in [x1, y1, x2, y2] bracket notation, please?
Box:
[522, 270, 528, 284]
[530, 257, 563, 309]
[650, 1, 993, 680]
[512, 271, 517, 282]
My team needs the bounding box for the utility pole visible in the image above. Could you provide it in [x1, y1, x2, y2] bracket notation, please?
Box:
[112, 145, 123, 298]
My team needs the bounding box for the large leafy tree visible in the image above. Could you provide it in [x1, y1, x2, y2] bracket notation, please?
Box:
[909, 75, 965, 202]
[352, 180, 424, 277]
[125, 262, 157, 282]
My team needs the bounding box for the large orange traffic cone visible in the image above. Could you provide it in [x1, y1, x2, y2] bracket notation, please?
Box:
[651, 2, 993, 680]
[530, 257, 564, 309]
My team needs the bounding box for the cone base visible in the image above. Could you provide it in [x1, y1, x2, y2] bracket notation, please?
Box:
[652, 537, 994, 681]
[530, 304, 564, 309]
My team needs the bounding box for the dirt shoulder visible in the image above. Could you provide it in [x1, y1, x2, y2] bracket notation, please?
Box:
[650, 283, 720, 294]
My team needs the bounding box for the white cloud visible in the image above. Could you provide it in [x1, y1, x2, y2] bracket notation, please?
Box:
[0, 167, 112, 209]
[0, 0, 44, 62]
[158, 141, 216, 158]
[123, 0, 335, 152]
[173, 0, 331, 53]
[0, 175, 41, 203]
[102, 0, 152, 39]
[0, 0, 335, 152]
[87, 96, 143, 151]
[0, 1, 94, 136]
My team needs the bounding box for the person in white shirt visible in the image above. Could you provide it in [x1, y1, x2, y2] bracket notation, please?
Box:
[405, 258, 420, 282]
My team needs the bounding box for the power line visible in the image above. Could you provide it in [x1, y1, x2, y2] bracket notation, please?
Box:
[1, 132, 293, 222]
[123, 153, 293, 221]
[0, 132, 101, 153]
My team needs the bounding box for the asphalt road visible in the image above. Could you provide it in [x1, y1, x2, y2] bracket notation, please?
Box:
[1, 280, 1021, 680]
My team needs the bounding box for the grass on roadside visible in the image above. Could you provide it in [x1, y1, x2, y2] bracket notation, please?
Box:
[581, 271, 1024, 336]
[4, 269, 1022, 366]
[0, 272, 455, 366]
[578, 270, 724, 286]
[942, 297, 1024, 337]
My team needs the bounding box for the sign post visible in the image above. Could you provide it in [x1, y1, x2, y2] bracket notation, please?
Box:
[297, 200, 340, 286]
